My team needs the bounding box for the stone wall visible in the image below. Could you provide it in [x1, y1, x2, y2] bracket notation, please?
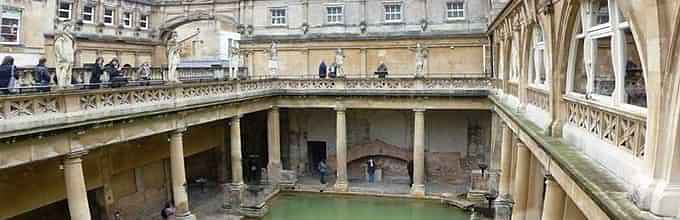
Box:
[283, 109, 491, 186]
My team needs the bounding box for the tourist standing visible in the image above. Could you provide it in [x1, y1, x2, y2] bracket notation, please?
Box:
[34, 57, 51, 92]
[318, 160, 328, 185]
[90, 57, 105, 88]
[0, 56, 18, 94]
[407, 160, 414, 186]
[329, 62, 337, 78]
[376, 61, 389, 78]
[105, 58, 123, 87]
[137, 63, 152, 81]
[318, 60, 327, 78]
[367, 159, 376, 183]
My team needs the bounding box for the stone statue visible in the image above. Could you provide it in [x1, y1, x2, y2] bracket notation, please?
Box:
[267, 41, 279, 78]
[335, 48, 345, 77]
[230, 44, 241, 80]
[411, 43, 428, 78]
[54, 23, 75, 88]
[166, 32, 180, 83]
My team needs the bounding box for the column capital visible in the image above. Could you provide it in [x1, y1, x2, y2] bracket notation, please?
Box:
[516, 141, 527, 149]
[65, 150, 88, 160]
[413, 108, 426, 112]
[172, 127, 187, 135]
[270, 106, 279, 111]
[335, 106, 346, 112]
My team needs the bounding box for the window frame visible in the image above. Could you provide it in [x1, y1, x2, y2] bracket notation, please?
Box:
[82, 5, 95, 24]
[57, 2, 73, 21]
[566, 0, 647, 112]
[103, 8, 115, 26]
[326, 5, 344, 25]
[446, 1, 465, 21]
[383, 3, 403, 23]
[121, 11, 132, 28]
[269, 7, 287, 26]
[0, 8, 21, 45]
[529, 25, 549, 90]
[139, 14, 149, 30]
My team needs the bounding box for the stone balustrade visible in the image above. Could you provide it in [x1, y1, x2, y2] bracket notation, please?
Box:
[0, 77, 490, 137]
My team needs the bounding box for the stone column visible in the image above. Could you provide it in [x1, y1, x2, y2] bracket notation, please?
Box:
[64, 152, 92, 220]
[169, 129, 195, 220]
[540, 176, 566, 220]
[231, 116, 244, 186]
[411, 109, 426, 196]
[334, 107, 349, 191]
[498, 124, 513, 199]
[267, 107, 281, 185]
[511, 142, 531, 220]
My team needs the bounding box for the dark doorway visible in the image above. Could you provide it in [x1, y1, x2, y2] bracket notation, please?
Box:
[307, 141, 327, 175]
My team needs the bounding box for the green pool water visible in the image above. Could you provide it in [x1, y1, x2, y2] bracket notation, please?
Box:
[259, 193, 470, 220]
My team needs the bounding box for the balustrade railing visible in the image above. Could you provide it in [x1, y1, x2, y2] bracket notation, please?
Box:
[0, 77, 490, 124]
[565, 98, 646, 158]
[506, 82, 519, 97]
[527, 87, 549, 111]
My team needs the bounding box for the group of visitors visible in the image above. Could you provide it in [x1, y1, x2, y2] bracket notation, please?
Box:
[0, 55, 153, 94]
[317, 60, 389, 78]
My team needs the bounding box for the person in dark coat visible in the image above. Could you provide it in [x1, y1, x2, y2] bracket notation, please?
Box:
[89, 57, 105, 88]
[0, 56, 17, 94]
[407, 160, 414, 186]
[34, 57, 51, 92]
[318, 60, 327, 78]
[367, 159, 377, 183]
[105, 58, 124, 87]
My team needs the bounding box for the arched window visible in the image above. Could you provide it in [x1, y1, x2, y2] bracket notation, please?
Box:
[566, 0, 646, 108]
[510, 31, 520, 82]
[530, 25, 548, 88]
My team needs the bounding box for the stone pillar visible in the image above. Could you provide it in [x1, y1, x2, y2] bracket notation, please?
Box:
[267, 107, 281, 185]
[411, 109, 426, 196]
[511, 142, 530, 220]
[169, 129, 195, 220]
[334, 107, 349, 191]
[64, 152, 92, 220]
[562, 197, 587, 220]
[231, 116, 244, 186]
[540, 176, 566, 220]
[498, 124, 513, 199]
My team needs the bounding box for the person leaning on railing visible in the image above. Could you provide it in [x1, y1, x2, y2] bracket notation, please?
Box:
[89, 57, 105, 89]
[34, 57, 51, 92]
[0, 56, 19, 94]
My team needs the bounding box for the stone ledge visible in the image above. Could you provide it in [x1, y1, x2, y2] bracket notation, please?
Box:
[490, 95, 659, 220]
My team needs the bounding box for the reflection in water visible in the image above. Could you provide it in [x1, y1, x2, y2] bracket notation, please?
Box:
[256, 193, 469, 220]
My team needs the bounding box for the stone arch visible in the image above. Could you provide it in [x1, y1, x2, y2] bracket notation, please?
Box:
[158, 12, 238, 41]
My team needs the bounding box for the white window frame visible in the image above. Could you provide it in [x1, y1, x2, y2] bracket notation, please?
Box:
[57, 2, 73, 21]
[103, 8, 115, 26]
[82, 5, 95, 24]
[529, 25, 549, 89]
[509, 31, 520, 82]
[566, 0, 646, 112]
[446, 1, 465, 20]
[384, 3, 402, 23]
[0, 8, 21, 45]
[140, 15, 149, 30]
[326, 5, 344, 24]
[270, 8, 287, 26]
[121, 11, 132, 28]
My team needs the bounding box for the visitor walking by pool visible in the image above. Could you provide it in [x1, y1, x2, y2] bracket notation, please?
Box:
[318, 160, 328, 185]
[407, 160, 414, 186]
[367, 159, 376, 183]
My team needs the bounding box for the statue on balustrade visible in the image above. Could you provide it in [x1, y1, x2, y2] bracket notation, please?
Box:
[166, 32, 180, 83]
[410, 43, 428, 78]
[54, 23, 75, 88]
[230, 45, 241, 80]
[267, 41, 279, 78]
[335, 48, 346, 78]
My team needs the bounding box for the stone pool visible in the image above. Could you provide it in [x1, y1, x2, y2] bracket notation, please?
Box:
[255, 193, 470, 220]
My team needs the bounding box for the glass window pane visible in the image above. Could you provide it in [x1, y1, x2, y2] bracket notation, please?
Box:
[593, 0, 609, 25]
[573, 38, 587, 94]
[593, 36, 615, 96]
[623, 30, 646, 107]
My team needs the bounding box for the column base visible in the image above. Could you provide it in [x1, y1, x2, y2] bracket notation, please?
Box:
[175, 213, 196, 220]
[267, 162, 282, 185]
[410, 184, 425, 197]
[649, 183, 680, 217]
[334, 182, 349, 192]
